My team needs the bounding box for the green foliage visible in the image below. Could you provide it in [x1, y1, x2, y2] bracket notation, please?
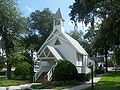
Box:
[14, 62, 33, 79]
[69, 30, 83, 43]
[68, 30, 92, 56]
[0, 56, 5, 70]
[84, 71, 120, 90]
[0, 70, 6, 76]
[28, 8, 53, 50]
[53, 60, 78, 81]
[69, 0, 100, 26]
[70, 0, 120, 51]
[0, 0, 28, 79]
[0, 77, 29, 87]
[21, 52, 33, 65]
[85, 73, 91, 81]
[77, 73, 85, 82]
[114, 48, 120, 66]
[95, 68, 105, 74]
[70, 0, 120, 72]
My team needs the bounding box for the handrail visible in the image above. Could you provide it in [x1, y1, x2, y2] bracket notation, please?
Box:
[35, 66, 43, 81]
[35, 66, 51, 81]
[45, 65, 55, 81]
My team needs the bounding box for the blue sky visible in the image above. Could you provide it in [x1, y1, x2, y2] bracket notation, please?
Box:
[17, 0, 87, 32]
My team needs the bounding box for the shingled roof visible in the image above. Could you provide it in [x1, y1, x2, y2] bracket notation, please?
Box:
[53, 8, 64, 21]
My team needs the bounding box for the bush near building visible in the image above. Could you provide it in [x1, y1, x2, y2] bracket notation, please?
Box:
[14, 61, 33, 79]
[53, 60, 78, 81]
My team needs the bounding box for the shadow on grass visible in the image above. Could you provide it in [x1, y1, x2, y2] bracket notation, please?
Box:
[104, 71, 120, 77]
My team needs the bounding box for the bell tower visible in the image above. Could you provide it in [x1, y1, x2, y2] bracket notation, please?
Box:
[53, 8, 65, 32]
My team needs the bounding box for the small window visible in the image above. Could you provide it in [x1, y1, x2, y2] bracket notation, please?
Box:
[54, 39, 61, 45]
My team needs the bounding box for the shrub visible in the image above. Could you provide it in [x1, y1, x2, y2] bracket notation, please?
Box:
[14, 61, 33, 79]
[77, 73, 85, 82]
[53, 60, 78, 81]
[0, 56, 5, 70]
[85, 73, 91, 81]
[0, 70, 6, 76]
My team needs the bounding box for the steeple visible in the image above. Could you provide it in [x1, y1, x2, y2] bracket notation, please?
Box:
[54, 8, 64, 21]
[53, 8, 65, 32]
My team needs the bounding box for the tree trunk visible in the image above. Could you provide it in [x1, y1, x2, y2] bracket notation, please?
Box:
[7, 61, 12, 79]
[2, 27, 13, 79]
[4, 40, 12, 79]
[105, 49, 108, 73]
[6, 47, 12, 79]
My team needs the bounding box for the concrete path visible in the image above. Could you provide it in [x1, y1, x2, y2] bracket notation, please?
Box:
[64, 74, 103, 90]
[0, 74, 103, 90]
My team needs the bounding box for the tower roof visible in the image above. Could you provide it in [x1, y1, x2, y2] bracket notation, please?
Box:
[54, 8, 64, 21]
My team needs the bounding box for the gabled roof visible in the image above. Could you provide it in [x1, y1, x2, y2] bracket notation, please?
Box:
[37, 8, 88, 57]
[63, 33, 88, 55]
[47, 46, 63, 60]
[54, 8, 64, 21]
[37, 29, 88, 57]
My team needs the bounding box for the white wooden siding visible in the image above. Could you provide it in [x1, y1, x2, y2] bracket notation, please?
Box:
[48, 36, 76, 65]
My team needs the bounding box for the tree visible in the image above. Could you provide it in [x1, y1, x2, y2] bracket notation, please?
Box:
[68, 30, 92, 56]
[0, 56, 5, 70]
[14, 61, 33, 79]
[69, 0, 102, 28]
[68, 30, 83, 44]
[0, 0, 27, 79]
[28, 8, 53, 50]
[69, 0, 120, 72]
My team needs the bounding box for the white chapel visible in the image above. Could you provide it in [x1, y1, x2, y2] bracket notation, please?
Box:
[34, 8, 95, 82]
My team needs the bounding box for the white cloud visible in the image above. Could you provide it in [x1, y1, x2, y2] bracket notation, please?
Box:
[25, 6, 33, 12]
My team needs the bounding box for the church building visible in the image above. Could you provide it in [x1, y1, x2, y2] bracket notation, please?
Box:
[34, 8, 94, 82]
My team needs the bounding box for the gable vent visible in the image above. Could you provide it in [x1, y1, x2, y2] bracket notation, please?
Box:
[54, 39, 61, 45]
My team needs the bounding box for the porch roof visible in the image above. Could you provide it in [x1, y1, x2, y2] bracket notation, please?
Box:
[47, 45, 63, 60]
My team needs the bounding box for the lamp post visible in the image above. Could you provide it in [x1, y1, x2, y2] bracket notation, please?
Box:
[88, 62, 94, 90]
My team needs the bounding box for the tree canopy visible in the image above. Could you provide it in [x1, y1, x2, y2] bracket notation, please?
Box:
[70, 0, 120, 70]
[28, 8, 53, 50]
[0, 0, 27, 79]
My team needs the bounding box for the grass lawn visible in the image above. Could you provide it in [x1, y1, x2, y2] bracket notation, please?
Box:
[84, 71, 120, 90]
[0, 77, 29, 87]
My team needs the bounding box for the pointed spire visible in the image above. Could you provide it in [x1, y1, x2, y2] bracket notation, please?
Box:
[54, 8, 64, 21]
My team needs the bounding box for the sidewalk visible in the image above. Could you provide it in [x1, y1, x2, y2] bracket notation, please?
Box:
[64, 74, 103, 90]
[0, 74, 103, 90]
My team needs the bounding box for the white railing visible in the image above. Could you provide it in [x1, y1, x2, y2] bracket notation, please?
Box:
[45, 65, 55, 81]
[35, 66, 43, 81]
[35, 66, 51, 81]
